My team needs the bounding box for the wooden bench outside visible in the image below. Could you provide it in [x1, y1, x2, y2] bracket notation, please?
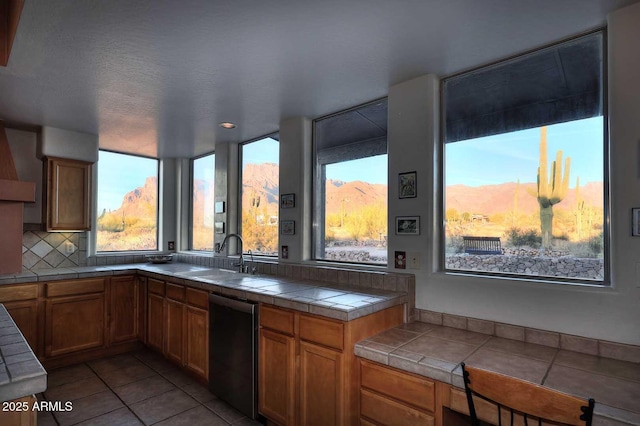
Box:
[463, 236, 502, 255]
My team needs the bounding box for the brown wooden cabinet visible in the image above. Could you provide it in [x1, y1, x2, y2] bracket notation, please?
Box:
[109, 275, 139, 344]
[359, 359, 439, 425]
[44, 156, 92, 231]
[0, 283, 40, 353]
[44, 278, 106, 357]
[258, 303, 403, 426]
[144, 280, 209, 380]
[147, 278, 165, 352]
[259, 326, 296, 425]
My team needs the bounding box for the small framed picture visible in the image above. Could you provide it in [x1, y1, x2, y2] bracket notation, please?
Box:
[215, 201, 225, 214]
[281, 220, 295, 235]
[214, 221, 225, 234]
[399, 171, 417, 198]
[280, 193, 295, 209]
[396, 216, 420, 235]
[633, 208, 640, 236]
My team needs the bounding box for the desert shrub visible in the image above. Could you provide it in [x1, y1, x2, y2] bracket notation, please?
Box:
[505, 227, 541, 248]
[445, 235, 465, 254]
[588, 231, 603, 255]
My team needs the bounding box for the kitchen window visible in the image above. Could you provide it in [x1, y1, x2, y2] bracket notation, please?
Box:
[191, 153, 215, 251]
[240, 134, 279, 256]
[442, 31, 608, 284]
[313, 99, 388, 265]
[96, 150, 159, 252]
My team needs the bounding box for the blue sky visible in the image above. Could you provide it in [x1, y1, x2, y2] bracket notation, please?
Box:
[446, 117, 604, 187]
[97, 151, 158, 212]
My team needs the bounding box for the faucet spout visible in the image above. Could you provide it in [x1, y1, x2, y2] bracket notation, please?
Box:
[215, 233, 246, 272]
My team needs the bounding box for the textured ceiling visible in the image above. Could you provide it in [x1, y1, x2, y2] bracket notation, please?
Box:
[0, 0, 637, 158]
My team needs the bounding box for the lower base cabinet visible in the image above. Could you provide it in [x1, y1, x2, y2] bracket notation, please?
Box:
[259, 304, 404, 426]
[359, 360, 440, 426]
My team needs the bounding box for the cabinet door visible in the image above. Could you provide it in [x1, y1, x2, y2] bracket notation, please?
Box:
[46, 157, 92, 231]
[165, 299, 184, 364]
[45, 293, 105, 357]
[185, 305, 208, 379]
[110, 275, 138, 344]
[259, 328, 295, 426]
[147, 293, 164, 352]
[299, 341, 344, 426]
[4, 300, 38, 352]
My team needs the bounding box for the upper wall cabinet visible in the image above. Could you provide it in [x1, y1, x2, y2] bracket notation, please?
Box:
[45, 157, 92, 231]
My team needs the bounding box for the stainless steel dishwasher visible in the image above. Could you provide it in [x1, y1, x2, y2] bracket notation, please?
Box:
[208, 293, 259, 420]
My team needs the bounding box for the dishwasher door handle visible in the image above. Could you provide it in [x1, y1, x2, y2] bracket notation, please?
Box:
[209, 293, 256, 314]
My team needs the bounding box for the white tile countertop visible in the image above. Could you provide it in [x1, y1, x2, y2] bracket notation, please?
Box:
[356, 322, 640, 426]
[0, 262, 409, 322]
[0, 304, 47, 402]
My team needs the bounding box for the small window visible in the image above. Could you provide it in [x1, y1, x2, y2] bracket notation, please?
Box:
[313, 100, 388, 265]
[191, 153, 215, 251]
[442, 32, 607, 284]
[240, 134, 279, 255]
[96, 151, 159, 252]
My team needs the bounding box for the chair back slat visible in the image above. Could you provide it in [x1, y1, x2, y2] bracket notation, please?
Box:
[462, 363, 594, 426]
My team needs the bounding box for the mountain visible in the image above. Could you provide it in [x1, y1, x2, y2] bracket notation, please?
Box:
[242, 163, 279, 212]
[446, 181, 604, 216]
[325, 179, 387, 214]
[111, 176, 158, 219]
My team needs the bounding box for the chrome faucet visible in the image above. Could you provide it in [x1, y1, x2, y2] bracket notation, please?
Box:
[216, 233, 249, 273]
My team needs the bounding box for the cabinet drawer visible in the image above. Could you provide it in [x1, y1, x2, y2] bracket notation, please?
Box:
[361, 389, 434, 426]
[148, 278, 165, 296]
[361, 360, 435, 412]
[186, 287, 209, 309]
[260, 305, 294, 335]
[47, 278, 105, 297]
[166, 283, 185, 301]
[299, 314, 343, 351]
[0, 284, 38, 302]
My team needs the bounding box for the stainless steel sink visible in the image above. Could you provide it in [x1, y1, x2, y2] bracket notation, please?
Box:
[176, 268, 240, 278]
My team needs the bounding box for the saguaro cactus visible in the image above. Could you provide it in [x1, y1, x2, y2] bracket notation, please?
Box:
[531, 127, 570, 250]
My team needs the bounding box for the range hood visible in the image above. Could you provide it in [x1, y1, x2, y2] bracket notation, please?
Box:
[0, 122, 36, 274]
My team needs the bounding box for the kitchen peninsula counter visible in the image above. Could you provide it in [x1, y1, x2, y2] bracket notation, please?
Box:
[0, 262, 409, 322]
[0, 304, 46, 403]
[356, 322, 640, 425]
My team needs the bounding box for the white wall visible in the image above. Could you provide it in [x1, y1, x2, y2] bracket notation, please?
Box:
[385, 3, 640, 345]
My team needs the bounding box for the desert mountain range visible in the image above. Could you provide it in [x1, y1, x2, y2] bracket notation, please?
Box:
[108, 163, 603, 220]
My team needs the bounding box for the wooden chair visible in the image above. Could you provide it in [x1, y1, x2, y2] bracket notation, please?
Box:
[461, 363, 594, 426]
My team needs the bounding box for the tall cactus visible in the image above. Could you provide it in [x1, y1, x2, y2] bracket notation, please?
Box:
[532, 127, 570, 250]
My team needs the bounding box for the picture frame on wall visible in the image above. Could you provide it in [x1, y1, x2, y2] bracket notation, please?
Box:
[632, 208, 640, 236]
[281, 220, 295, 235]
[395, 216, 420, 235]
[214, 221, 225, 234]
[399, 171, 417, 198]
[280, 193, 295, 209]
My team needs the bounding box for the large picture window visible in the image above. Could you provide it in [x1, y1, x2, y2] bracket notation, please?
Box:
[191, 153, 215, 251]
[240, 134, 279, 255]
[314, 100, 388, 265]
[96, 151, 159, 252]
[442, 31, 607, 283]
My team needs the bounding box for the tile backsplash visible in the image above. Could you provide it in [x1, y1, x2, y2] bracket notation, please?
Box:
[22, 231, 88, 270]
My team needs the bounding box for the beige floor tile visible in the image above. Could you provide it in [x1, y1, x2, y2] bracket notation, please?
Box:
[113, 375, 176, 405]
[99, 363, 157, 388]
[181, 382, 218, 404]
[89, 353, 145, 374]
[45, 376, 108, 402]
[130, 388, 199, 425]
[47, 363, 97, 388]
[205, 398, 246, 424]
[75, 407, 143, 426]
[54, 390, 124, 426]
[154, 405, 228, 425]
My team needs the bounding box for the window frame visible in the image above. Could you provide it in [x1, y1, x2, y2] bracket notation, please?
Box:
[95, 149, 161, 253]
[312, 97, 389, 266]
[439, 29, 610, 286]
[238, 132, 280, 257]
[189, 151, 215, 252]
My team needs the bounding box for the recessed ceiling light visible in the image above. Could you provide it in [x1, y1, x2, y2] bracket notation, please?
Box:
[219, 122, 236, 129]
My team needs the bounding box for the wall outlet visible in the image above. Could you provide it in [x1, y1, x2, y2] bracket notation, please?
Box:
[64, 241, 76, 255]
[168, 241, 175, 251]
[408, 252, 420, 269]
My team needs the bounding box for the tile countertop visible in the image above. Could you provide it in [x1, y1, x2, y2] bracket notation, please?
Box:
[355, 322, 640, 426]
[0, 263, 408, 322]
[0, 304, 47, 402]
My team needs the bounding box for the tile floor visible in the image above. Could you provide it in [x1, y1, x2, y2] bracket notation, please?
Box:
[37, 349, 263, 425]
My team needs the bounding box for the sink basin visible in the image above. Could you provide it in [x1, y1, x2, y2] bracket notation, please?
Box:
[176, 268, 240, 278]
